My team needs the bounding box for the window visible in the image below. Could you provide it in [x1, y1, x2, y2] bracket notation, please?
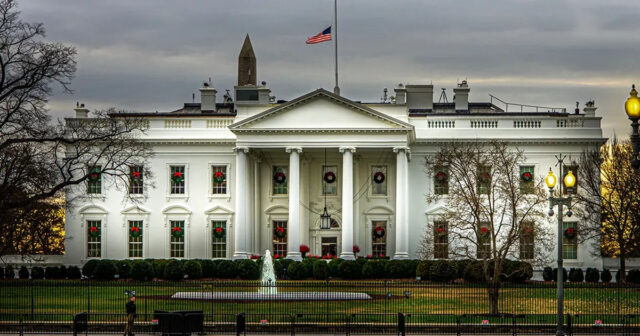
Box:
[562, 222, 577, 260]
[563, 165, 578, 194]
[477, 222, 491, 259]
[519, 166, 535, 194]
[372, 220, 387, 257]
[129, 166, 144, 195]
[371, 166, 388, 196]
[322, 165, 338, 196]
[170, 165, 185, 194]
[272, 166, 288, 195]
[86, 220, 101, 258]
[273, 220, 287, 257]
[519, 222, 534, 260]
[477, 165, 491, 195]
[212, 165, 227, 195]
[87, 166, 102, 194]
[211, 220, 227, 258]
[434, 166, 449, 195]
[170, 220, 185, 258]
[321, 237, 338, 257]
[433, 221, 449, 259]
[128, 220, 143, 258]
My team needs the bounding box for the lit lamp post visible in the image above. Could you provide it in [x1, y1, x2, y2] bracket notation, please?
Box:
[545, 158, 576, 336]
[625, 84, 640, 171]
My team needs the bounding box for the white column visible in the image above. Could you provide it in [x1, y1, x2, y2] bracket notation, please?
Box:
[339, 147, 356, 260]
[233, 147, 249, 260]
[286, 147, 302, 261]
[253, 157, 261, 255]
[393, 146, 410, 259]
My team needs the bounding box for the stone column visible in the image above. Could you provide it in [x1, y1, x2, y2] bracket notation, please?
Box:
[393, 146, 410, 259]
[232, 147, 249, 260]
[286, 147, 303, 261]
[339, 147, 356, 260]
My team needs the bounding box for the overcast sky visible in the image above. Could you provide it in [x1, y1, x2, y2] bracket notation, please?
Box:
[18, 0, 640, 139]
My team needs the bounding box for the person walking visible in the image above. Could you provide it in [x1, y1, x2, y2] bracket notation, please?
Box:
[124, 296, 136, 336]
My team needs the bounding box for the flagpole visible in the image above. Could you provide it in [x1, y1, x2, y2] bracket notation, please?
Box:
[333, 0, 340, 95]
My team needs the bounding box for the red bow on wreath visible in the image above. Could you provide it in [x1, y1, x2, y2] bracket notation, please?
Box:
[132, 171, 141, 179]
[173, 172, 182, 178]
[437, 226, 446, 234]
[480, 227, 489, 235]
[89, 226, 100, 237]
[215, 227, 223, 233]
[172, 226, 182, 233]
[521, 171, 533, 182]
[129, 226, 141, 238]
[276, 227, 284, 234]
[90, 226, 99, 233]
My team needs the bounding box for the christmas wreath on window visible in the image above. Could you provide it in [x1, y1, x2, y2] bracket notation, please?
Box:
[479, 227, 490, 237]
[273, 171, 286, 184]
[520, 171, 533, 182]
[171, 226, 184, 238]
[564, 227, 576, 239]
[89, 225, 100, 238]
[88, 168, 101, 182]
[373, 226, 385, 238]
[213, 226, 226, 239]
[478, 172, 491, 183]
[522, 227, 533, 234]
[171, 171, 184, 184]
[213, 171, 226, 184]
[129, 226, 142, 238]
[323, 171, 336, 184]
[131, 170, 142, 183]
[435, 171, 447, 182]
[436, 225, 447, 236]
[373, 171, 385, 184]
[274, 226, 286, 239]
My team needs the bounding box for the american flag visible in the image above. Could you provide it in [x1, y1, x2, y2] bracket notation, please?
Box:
[306, 27, 331, 44]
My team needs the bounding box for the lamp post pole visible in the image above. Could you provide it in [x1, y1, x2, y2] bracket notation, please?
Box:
[624, 84, 640, 170]
[630, 117, 639, 170]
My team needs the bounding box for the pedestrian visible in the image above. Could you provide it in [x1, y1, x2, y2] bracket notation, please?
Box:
[124, 296, 136, 336]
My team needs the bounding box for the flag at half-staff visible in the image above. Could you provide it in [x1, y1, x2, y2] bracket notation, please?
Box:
[306, 27, 332, 44]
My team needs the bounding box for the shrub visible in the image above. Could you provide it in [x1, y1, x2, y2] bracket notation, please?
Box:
[429, 261, 456, 283]
[67, 266, 82, 279]
[183, 260, 203, 279]
[82, 259, 100, 278]
[328, 258, 343, 278]
[385, 260, 406, 279]
[338, 260, 361, 280]
[0, 267, 4, 279]
[463, 261, 486, 283]
[216, 260, 237, 279]
[362, 260, 384, 279]
[200, 260, 216, 278]
[569, 268, 584, 282]
[627, 269, 640, 284]
[301, 258, 314, 279]
[502, 260, 533, 283]
[163, 260, 184, 281]
[151, 259, 167, 279]
[585, 268, 599, 283]
[273, 259, 285, 279]
[416, 261, 433, 281]
[58, 266, 68, 279]
[116, 261, 132, 279]
[287, 262, 307, 280]
[601, 269, 612, 283]
[356, 257, 368, 267]
[130, 261, 152, 281]
[5, 265, 15, 279]
[454, 260, 473, 279]
[542, 267, 553, 281]
[31, 267, 45, 279]
[45, 266, 58, 279]
[404, 260, 419, 278]
[312, 260, 329, 280]
[279, 259, 294, 276]
[236, 260, 260, 280]
[93, 260, 117, 280]
[18, 266, 29, 279]
[552, 267, 567, 282]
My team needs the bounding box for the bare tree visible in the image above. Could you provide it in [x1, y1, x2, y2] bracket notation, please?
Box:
[420, 140, 552, 313]
[576, 140, 640, 282]
[0, 0, 152, 256]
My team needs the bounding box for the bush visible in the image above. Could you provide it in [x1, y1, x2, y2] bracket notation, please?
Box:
[151, 259, 167, 279]
[601, 269, 612, 283]
[82, 259, 100, 278]
[627, 269, 640, 284]
[362, 260, 385, 279]
[130, 261, 152, 281]
[405, 260, 419, 278]
[552, 267, 567, 282]
[429, 261, 456, 283]
[385, 260, 406, 279]
[502, 260, 533, 283]
[338, 260, 362, 280]
[58, 266, 68, 279]
[216, 260, 237, 279]
[454, 260, 473, 279]
[287, 262, 308, 280]
[273, 259, 285, 279]
[312, 260, 329, 280]
[0, 267, 4, 279]
[200, 260, 216, 278]
[416, 261, 433, 281]
[93, 260, 117, 280]
[301, 258, 314, 279]
[31, 266, 45, 279]
[328, 258, 343, 278]
[569, 268, 584, 282]
[542, 267, 553, 281]
[116, 261, 132, 279]
[236, 260, 260, 280]
[585, 268, 599, 283]
[183, 260, 203, 279]
[5, 265, 15, 279]
[67, 266, 82, 279]
[356, 257, 368, 267]
[463, 261, 486, 283]
[18, 266, 29, 279]
[45, 266, 58, 279]
[163, 260, 184, 281]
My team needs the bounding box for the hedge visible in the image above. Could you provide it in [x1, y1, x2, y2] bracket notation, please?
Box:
[338, 260, 361, 280]
[216, 260, 237, 279]
[585, 268, 599, 283]
[542, 267, 553, 281]
[429, 261, 456, 283]
[131, 261, 153, 281]
[287, 262, 307, 280]
[116, 261, 132, 279]
[163, 260, 184, 281]
[236, 260, 259, 280]
[627, 269, 640, 284]
[31, 267, 45, 280]
[82, 259, 100, 278]
[601, 269, 612, 283]
[183, 260, 203, 279]
[552, 268, 568, 282]
[569, 268, 584, 282]
[93, 260, 117, 280]
[5, 266, 15, 279]
[312, 260, 329, 280]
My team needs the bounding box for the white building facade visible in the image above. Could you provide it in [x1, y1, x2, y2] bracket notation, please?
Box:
[63, 37, 605, 270]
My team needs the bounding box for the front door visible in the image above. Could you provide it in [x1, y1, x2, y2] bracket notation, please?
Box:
[321, 237, 338, 257]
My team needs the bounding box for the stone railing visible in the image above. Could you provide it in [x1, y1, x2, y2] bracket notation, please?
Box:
[164, 119, 192, 128]
[427, 120, 456, 128]
[207, 119, 234, 128]
[470, 120, 499, 128]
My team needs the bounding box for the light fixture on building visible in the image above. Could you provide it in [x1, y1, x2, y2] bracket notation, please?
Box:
[320, 148, 331, 230]
[624, 84, 640, 170]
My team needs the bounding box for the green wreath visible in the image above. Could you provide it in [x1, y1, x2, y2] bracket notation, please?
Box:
[131, 170, 143, 183]
[129, 226, 142, 238]
[521, 171, 533, 182]
[171, 226, 184, 238]
[564, 227, 576, 239]
[213, 225, 226, 239]
[213, 171, 226, 184]
[273, 171, 286, 184]
[88, 226, 100, 238]
[373, 171, 385, 184]
[323, 171, 336, 184]
[373, 226, 385, 238]
[435, 171, 447, 182]
[88, 168, 101, 182]
[171, 171, 184, 184]
[274, 226, 286, 239]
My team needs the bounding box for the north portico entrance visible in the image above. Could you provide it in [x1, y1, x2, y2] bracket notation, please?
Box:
[229, 89, 414, 261]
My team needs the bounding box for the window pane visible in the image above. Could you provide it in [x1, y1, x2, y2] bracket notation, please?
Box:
[87, 220, 101, 258]
[519, 166, 535, 195]
[128, 220, 143, 258]
[372, 220, 387, 257]
[129, 166, 144, 194]
[273, 221, 287, 257]
[212, 220, 227, 258]
[519, 222, 534, 259]
[371, 166, 388, 196]
[170, 220, 185, 258]
[477, 222, 491, 258]
[433, 221, 449, 259]
[87, 165, 102, 194]
[272, 166, 288, 195]
[321, 237, 338, 257]
[434, 166, 449, 195]
[322, 165, 338, 196]
[477, 166, 491, 195]
[562, 222, 577, 260]
[212, 166, 227, 195]
[170, 166, 185, 194]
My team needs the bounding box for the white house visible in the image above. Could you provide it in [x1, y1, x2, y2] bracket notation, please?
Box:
[63, 36, 606, 271]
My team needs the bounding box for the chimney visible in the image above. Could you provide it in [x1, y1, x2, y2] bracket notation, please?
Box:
[405, 84, 433, 111]
[394, 84, 407, 104]
[583, 100, 597, 117]
[200, 82, 217, 112]
[74, 102, 89, 118]
[453, 80, 470, 112]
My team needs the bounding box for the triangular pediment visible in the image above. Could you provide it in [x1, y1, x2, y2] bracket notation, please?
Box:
[230, 89, 413, 132]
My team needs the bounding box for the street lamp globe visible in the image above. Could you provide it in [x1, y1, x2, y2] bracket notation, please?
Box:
[545, 168, 557, 189]
[625, 84, 640, 119]
[563, 170, 576, 189]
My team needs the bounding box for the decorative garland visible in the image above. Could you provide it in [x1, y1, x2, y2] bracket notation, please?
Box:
[89, 226, 100, 238]
[520, 171, 533, 182]
[274, 226, 286, 239]
[323, 171, 336, 184]
[213, 226, 226, 239]
[273, 171, 286, 184]
[171, 171, 184, 184]
[131, 170, 142, 183]
[373, 226, 385, 239]
[171, 226, 184, 238]
[129, 226, 142, 238]
[373, 171, 385, 184]
[88, 168, 101, 182]
[435, 171, 447, 182]
[564, 227, 576, 240]
[213, 171, 226, 184]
